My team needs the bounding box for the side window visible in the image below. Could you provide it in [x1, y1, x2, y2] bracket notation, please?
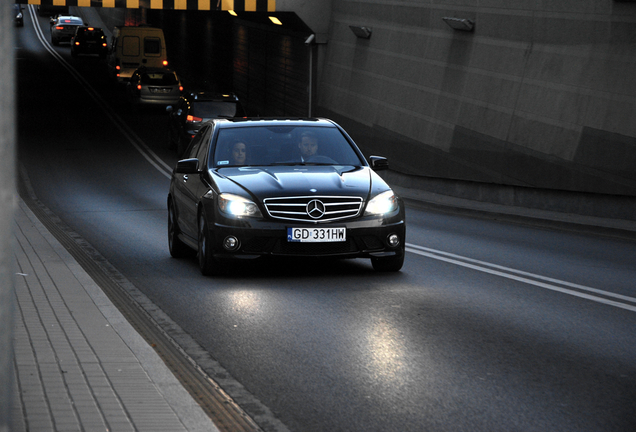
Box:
[144, 37, 161, 56]
[196, 129, 211, 164]
[186, 134, 203, 159]
[185, 125, 211, 161]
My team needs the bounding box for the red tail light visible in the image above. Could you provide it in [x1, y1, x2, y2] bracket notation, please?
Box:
[179, 86, 183, 92]
[186, 115, 202, 123]
[102, 43, 107, 47]
[88, 27, 94, 31]
[162, 60, 168, 67]
[74, 41, 80, 46]
[55, 26, 64, 30]
[115, 65, 121, 70]
[137, 84, 142, 91]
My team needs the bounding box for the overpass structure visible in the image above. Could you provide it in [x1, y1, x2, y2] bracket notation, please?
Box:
[28, 0, 276, 12]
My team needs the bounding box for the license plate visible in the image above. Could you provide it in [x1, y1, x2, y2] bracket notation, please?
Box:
[150, 88, 171, 93]
[287, 227, 346, 243]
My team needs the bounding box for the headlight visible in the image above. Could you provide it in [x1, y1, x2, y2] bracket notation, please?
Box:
[364, 190, 398, 216]
[218, 193, 262, 217]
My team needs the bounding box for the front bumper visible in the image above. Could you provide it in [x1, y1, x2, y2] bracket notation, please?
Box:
[207, 216, 406, 260]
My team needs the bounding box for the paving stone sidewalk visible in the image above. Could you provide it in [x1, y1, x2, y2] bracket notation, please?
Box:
[11, 199, 219, 432]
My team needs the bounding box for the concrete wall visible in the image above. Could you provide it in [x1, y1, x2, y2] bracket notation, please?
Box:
[316, 0, 636, 198]
[1, 2, 16, 430]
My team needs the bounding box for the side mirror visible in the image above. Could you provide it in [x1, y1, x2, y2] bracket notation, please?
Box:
[174, 158, 199, 174]
[369, 156, 389, 171]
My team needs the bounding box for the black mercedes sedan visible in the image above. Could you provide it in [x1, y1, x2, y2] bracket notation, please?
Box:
[167, 118, 406, 275]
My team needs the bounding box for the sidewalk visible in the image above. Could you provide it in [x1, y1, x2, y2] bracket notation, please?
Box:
[12, 198, 219, 432]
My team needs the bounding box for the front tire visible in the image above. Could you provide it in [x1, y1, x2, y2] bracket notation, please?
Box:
[198, 210, 220, 276]
[168, 200, 191, 258]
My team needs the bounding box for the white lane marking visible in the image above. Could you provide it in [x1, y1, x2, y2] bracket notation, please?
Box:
[406, 243, 636, 312]
[27, 5, 173, 179]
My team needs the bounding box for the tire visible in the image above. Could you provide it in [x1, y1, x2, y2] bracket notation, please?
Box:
[371, 248, 405, 272]
[168, 200, 192, 258]
[198, 210, 220, 276]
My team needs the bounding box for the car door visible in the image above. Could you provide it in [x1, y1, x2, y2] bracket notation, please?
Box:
[172, 126, 211, 239]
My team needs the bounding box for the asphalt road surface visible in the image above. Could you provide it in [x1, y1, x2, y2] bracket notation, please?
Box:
[15, 7, 636, 431]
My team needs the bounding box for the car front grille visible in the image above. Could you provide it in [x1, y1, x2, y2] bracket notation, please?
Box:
[263, 196, 363, 222]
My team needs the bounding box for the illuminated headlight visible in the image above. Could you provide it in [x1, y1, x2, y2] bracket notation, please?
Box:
[364, 190, 398, 216]
[218, 193, 262, 217]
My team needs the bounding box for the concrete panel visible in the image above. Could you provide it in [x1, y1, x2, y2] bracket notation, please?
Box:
[319, 1, 636, 196]
[507, 113, 581, 159]
[515, 82, 591, 125]
[576, 128, 636, 181]
[462, 73, 522, 111]
[469, 41, 527, 76]
[476, 11, 535, 42]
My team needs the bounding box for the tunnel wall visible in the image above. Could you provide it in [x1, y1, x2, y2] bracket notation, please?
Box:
[316, 1, 636, 198]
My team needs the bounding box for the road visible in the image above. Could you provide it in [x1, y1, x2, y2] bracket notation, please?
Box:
[15, 7, 636, 432]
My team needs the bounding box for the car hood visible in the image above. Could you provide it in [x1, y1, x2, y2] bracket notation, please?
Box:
[215, 165, 384, 200]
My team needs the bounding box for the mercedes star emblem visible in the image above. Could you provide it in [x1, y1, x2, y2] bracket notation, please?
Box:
[306, 199, 326, 219]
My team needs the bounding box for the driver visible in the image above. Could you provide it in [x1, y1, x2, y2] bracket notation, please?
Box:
[298, 131, 318, 161]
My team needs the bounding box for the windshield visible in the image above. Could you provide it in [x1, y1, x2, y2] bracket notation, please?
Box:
[59, 17, 83, 25]
[212, 125, 364, 167]
[193, 101, 244, 118]
[140, 72, 178, 85]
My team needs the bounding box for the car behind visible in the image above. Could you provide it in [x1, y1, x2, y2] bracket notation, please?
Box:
[50, 15, 85, 45]
[167, 118, 406, 275]
[126, 67, 183, 106]
[71, 26, 108, 58]
[167, 92, 246, 157]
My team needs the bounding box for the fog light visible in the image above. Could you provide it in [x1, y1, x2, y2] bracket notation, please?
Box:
[387, 233, 400, 248]
[223, 236, 240, 251]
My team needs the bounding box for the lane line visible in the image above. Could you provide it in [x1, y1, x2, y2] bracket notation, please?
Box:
[406, 243, 636, 313]
[27, 5, 173, 179]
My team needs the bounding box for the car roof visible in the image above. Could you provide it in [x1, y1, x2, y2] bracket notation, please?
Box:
[211, 117, 336, 130]
[56, 16, 82, 22]
[134, 67, 176, 73]
[186, 92, 239, 102]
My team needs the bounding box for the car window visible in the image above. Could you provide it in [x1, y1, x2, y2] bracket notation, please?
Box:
[60, 17, 82, 25]
[144, 37, 161, 56]
[193, 101, 242, 118]
[185, 126, 210, 160]
[140, 72, 177, 85]
[196, 133, 211, 164]
[213, 126, 364, 167]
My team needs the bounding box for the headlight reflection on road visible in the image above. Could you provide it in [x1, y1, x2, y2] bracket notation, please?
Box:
[364, 318, 408, 383]
[227, 290, 262, 315]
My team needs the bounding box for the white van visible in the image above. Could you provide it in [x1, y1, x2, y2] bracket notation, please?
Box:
[107, 26, 168, 83]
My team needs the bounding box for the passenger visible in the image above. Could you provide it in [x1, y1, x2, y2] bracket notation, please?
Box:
[230, 141, 247, 165]
[298, 131, 318, 161]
